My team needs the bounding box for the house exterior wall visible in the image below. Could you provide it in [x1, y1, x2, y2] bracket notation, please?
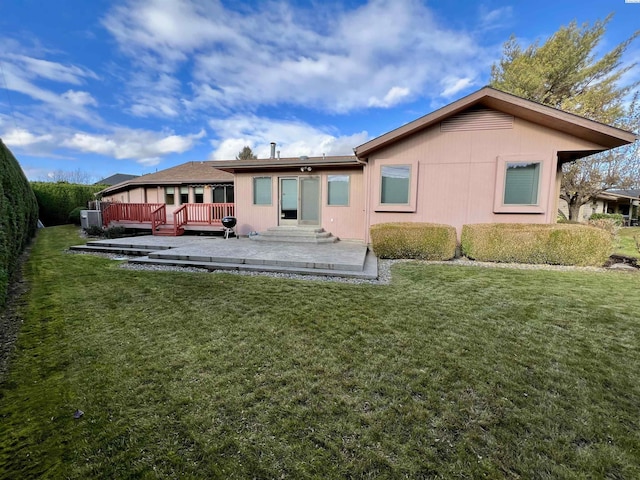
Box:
[364, 115, 603, 241]
[233, 168, 366, 240]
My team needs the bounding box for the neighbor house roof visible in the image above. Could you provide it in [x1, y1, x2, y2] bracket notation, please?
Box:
[98, 161, 234, 195]
[95, 173, 139, 186]
[212, 155, 363, 173]
[603, 189, 640, 200]
[354, 86, 637, 160]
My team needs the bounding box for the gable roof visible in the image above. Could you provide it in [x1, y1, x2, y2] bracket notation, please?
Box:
[354, 86, 637, 159]
[98, 161, 234, 195]
[95, 173, 139, 186]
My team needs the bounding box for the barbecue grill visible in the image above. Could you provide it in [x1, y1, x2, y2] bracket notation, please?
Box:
[221, 216, 237, 239]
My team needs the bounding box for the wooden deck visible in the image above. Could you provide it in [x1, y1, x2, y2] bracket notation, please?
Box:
[103, 202, 235, 236]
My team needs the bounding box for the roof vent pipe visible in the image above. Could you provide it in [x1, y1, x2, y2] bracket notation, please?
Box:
[270, 142, 276, 159]
[277, 150, 280, 160]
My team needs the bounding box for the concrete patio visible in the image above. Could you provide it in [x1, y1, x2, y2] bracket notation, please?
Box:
[70, 235, 378, 279]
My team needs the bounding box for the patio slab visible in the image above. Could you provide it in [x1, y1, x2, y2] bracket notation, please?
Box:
[72, 235, 377, 279]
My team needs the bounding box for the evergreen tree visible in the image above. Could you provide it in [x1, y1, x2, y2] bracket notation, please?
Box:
[236, 146, 257, 161]
[490, 16, 639, 220]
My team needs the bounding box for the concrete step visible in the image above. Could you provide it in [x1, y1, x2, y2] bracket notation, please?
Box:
[69, 244, 157, 256]
[250, 226, 338, 244]
[127, 253, 378, 279]
[148, 248, 362, 271]
[85, 240, 173, 250]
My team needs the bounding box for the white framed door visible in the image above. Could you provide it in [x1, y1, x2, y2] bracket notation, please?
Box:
[278, 176, 320, 226]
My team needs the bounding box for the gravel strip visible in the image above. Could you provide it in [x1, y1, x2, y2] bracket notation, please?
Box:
[67, 248, 635, 285]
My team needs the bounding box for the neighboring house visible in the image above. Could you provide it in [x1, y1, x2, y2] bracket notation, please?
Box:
[101, 87, 636, 239]
[95, 173, 139, 186]
[212, 87, 635, 241]
[559, 190, 640, 222]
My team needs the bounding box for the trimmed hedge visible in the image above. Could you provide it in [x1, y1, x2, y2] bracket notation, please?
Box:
[0, 140, 39, 308]
[370, 222, 457, 260]
[461, 223, 612, 267]
[31, 182, 105, 226]
[589, 213, 624, 226]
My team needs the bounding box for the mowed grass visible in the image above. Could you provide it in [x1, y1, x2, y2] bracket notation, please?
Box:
[1, 226, 639, 479]
[615, 226, 640, 258]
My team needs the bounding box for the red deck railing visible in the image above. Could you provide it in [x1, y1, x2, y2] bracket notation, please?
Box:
[103, 203, 164, 226]
[103, 202, 235, 234]
[150, 205, 167, 235]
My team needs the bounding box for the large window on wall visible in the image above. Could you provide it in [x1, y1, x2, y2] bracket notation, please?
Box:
[493, 155, 546, 214]
[165, 187, 175, 205]
[327, 175, 349, 206]
[381, 165, 410, 204]
[253, 177, 271, 205]
[179, 186, 189, 204]
[194, 186, 204, 203]
[212, 185, 234, 203]
[503, 162, 540, 205]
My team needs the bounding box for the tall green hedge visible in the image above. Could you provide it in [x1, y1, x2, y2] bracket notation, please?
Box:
[31, 182, 105, 226]
[461, 223, 612, 267]
[0, 140, 39, 308]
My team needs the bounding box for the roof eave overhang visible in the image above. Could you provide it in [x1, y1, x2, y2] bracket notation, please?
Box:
[99, 178, 233, 195]
[213, 159, 364, 173]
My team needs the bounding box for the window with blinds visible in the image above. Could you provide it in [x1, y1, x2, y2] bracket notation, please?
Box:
[503, 162, 540, 205]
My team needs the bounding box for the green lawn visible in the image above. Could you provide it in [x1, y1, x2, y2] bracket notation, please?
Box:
[1, 225, 639, 479]
[615, 226, 640, 258]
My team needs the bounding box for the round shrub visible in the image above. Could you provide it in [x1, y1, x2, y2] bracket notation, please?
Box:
[370, 222, 457, 260]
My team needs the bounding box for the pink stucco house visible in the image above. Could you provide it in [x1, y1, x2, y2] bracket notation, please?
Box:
[100, 87, 635, 240]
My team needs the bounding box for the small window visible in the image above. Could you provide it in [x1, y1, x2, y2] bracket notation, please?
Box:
[504, 162, 540, 205]
[165, 187, 175, 205]
[212, 186, 224, 203]
[381, 165, 410, 204]
[180, 186, 189, 204]
[194, 186, 204, 203]
[327, 175, 349, 206]
[253, 177, 271, 205]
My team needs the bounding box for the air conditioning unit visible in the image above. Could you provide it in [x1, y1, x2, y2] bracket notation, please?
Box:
[80, 210, 102, 229]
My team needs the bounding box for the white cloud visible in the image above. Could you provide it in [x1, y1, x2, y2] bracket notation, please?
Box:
[477, 6, 513, 31]
[440, 77, 474, 97]
[208, 115, 368, 160]
[126, 73, 182, 117]
[368, 86, 411, 108]
[62, 129, 206, 165]
[0, 52, 99, 121]
[62, 90, 98, 107]
[103, 0, 490, 113]
[2, 121, 205, 166]
[1, 128, 54, 147]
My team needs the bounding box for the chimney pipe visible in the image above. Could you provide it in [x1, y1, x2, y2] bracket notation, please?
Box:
[270, 142, 276, 159]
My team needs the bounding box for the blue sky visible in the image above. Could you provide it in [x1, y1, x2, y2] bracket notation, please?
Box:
[1, 0, 638, 182]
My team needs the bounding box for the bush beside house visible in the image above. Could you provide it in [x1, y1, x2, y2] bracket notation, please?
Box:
[461, 223, 612, 267]
[31, 182, 105, 226]
[589, 213, 625, 225]
[0, 140, 39, 308]
[370, 223, 457, 260]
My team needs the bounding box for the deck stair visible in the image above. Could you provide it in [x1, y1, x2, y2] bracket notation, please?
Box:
[250, 226, 338, 244]
[154, 224, 184, 236]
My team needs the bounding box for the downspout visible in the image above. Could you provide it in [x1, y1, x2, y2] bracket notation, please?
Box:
[354, 151, 371, 245]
